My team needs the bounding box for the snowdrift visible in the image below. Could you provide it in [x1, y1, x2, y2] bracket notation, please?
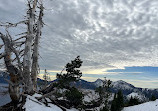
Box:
[123, 99, 158, 111]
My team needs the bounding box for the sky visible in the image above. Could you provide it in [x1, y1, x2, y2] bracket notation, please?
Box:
[0, 0, 158, 88]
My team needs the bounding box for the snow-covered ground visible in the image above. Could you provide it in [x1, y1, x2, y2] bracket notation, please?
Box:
[23, 93, 78, 111]
[24, 94, 62, 111]
[122, 99, 158, 111]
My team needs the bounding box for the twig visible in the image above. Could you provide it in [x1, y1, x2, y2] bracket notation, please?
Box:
[29, 98, 43, 105]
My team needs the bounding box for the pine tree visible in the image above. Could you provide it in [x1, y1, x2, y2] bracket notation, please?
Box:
[111, 90, 124, 111]
[111, 93, 117, 111]
[117, 90, 124, 109]
[43, 69, 50, 86]
[128, 96, 140, 106]
[56, 56, 83, 107]
[65, 87, 83, 107]
[150, 94, 156, 101]
[56, 56, 82, 87]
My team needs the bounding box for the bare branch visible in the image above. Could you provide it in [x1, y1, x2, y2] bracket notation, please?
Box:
[1, 30, 23, 76]
[14, 41, 26, 44]
[10, 47, 23, 73]
[0, 44, 4, 49]
[36, 90, 57, 100]
[14, 41, 25, 48]
[0, 20, 26, 28]
[15, 32, 27, 36]
[5, 28, 13, 42]
[0, 32, 5, 41]
[13, 36, 26, 42]
[0, 53, 5, 59]
[19, 49, 25, 55]
[12, 49, 24, 62]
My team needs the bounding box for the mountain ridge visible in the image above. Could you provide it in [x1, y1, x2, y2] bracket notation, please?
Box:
[0, 72, 157, 99]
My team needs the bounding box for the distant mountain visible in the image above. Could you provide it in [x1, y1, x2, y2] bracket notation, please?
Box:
[111, 80, 138, 95]
[73, 79, 158, 99]
[93, 78, 103, 87]
[110, 80, 158, 99]
[0, 73, 158, 99]
[71, 79, 96, 89]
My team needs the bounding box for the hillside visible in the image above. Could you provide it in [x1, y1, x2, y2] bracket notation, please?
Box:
[0, 73, 158, 104]
[24, 94, 63, 111]
[122, 99, 158, 111]
[111, 80, 158, 99]
[0, 72, 157, 108]
[127, 92, 147, 102]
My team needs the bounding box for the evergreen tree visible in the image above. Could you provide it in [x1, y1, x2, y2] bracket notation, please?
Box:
[111, 93, 117, 111]
[56, 56, 83, 87]
[43, 69, 50, 86]
[128, 96, 140, 106]
[111, 90, 124, 111]
[65, 87, 83, 107]
[56, 56, 83, 108]
[150, 94, 156, 101]
[117, 90, 124, 109]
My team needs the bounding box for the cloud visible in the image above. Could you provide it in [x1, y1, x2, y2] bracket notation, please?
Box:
[40, 0, 158, 72]
[0, 0, 158, 74]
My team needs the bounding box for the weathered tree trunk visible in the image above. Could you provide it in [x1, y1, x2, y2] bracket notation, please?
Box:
[31, 4, 43, 91]
[9, 74, 20, 103]
[23, 0, 37, 93]
[0, 0, 44, 103]
[0, 33, 20, 102]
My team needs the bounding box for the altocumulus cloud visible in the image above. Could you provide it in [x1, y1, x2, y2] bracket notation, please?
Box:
[0, 0, 158, 74]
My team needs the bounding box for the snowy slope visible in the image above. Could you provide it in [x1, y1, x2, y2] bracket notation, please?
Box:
[122, 99, 158, 111]
[127, 92, 147, 102]
[93, 79, 103, 87]
[23, 93, 78, 111]
[112, 80, 135, 91]
[127, 92, 140, 98]
[24, 94, 62, 111]
[81, 89, 99, 102]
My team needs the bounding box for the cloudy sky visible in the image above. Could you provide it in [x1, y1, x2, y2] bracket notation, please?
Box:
[0, 0, 158, 88]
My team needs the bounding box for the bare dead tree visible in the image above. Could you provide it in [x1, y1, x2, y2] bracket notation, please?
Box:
[31, 4, 44, 91]
[0, 0, 44, 102]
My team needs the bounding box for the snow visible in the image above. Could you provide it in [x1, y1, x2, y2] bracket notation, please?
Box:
[127, 92, 147, 102]
[81, 89, 99, 103]
[122, 99, 158, 111]
[127, 92, 141, 98]
[94, 79, 103, 87]
[23, 93, 78, 111]
[112, 80, 134, 90]
[67, 108, 79, 111]
[24, 93, 62, 111]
